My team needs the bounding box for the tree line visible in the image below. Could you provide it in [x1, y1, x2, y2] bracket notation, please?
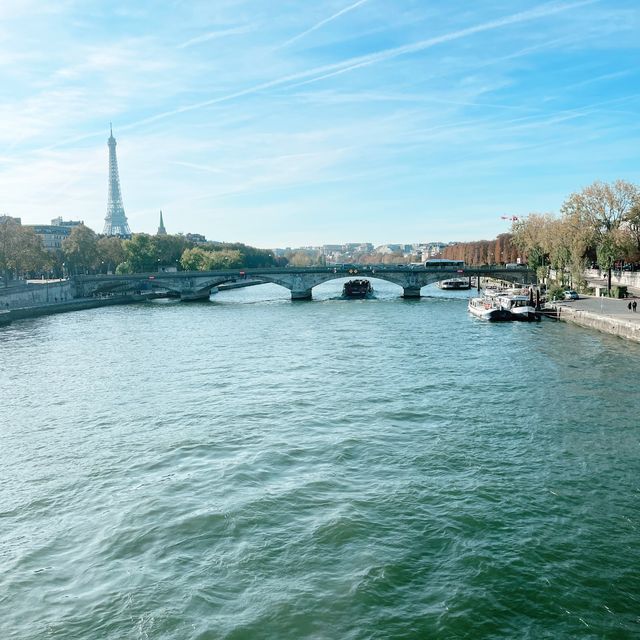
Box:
[438, 179, 640, 293]
[509, 180, 640, 292]
[0, 220, 278, 284]
[440, 233, 520, 265]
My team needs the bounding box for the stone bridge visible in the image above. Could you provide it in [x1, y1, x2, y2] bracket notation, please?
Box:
[73, 265, 536, 301]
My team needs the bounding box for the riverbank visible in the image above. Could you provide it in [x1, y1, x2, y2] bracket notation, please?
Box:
[0, 294, 151, 326]
[546, 295, 640, 343]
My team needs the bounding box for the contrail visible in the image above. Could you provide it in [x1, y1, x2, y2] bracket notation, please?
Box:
[283, 0, 600, 88]
[41, 0, 599, 147]
[177, 25, 254, 50]
[126, 0, 597, 129]
[279, 0, 370, 49]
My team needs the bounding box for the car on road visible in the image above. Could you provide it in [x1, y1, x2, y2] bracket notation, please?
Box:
[564, 290, 579, 300]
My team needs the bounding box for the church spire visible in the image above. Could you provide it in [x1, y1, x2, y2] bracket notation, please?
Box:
[157, 210, 167, 235]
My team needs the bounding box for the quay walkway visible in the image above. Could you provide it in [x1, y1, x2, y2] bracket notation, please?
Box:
[548, 295, 640, 343]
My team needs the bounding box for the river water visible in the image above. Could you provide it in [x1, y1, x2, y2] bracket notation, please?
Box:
[1, 280, 639, 639]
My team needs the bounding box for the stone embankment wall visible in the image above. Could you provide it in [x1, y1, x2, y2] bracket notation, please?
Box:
[583, 269, 640, 293]
[0, 281, 73, 310]
[0, 281, 144, 326]
[550, 304, 640, 343]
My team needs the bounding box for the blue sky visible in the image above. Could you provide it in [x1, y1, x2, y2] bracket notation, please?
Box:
[1, 0, 639, 247]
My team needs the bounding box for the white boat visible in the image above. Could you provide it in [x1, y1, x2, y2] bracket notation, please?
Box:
[439, 278, 470, 290]
[495, 293, 541, 322]
[468, 296, 513, 321]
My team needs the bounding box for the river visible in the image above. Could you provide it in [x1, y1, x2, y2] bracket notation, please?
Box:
[1, 280, 639, 639]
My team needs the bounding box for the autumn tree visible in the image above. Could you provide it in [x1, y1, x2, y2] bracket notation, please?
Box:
[560, 180, 640, 294]
[441, 235, 520, 266]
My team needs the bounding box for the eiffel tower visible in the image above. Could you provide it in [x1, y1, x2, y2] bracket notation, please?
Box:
[103, 124, 131, 237]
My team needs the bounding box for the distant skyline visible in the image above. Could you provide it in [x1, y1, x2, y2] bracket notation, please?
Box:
[1, 0, 639, 248]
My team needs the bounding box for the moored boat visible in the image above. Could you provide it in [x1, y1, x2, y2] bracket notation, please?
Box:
[343, 279, 373, 298]
[468, 296, 513, 321]
[495, 292, 541, 321]
[439, 278, 470, 290]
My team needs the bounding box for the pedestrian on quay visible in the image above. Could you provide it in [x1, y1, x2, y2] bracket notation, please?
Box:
[634, 301, 638, 312]
[628, 301, 632, 311]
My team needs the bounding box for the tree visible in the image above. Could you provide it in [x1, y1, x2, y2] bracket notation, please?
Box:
[441, 234, 521, 266]
[123, 234, 158, 272]
[16, 227, 51, 277]
[286, 251, 315, 267]
[1, 218, 51, 284]
[596, 234, 619, 277]
[63, 224, 98, 274]
[512, 213, 554, 269]
[561, 180, 639, 234]
[622, 202, 640, 260]
[180, 247, 243, 271]
[205, 249, 243, 269]
[180, 247, 209, 271]
[218, 243, 276, 268]
[561, 180, 640, 294]
[0, 217, 23, 285]
[154, 234, 190, 268]
[96, 236, 125, 273]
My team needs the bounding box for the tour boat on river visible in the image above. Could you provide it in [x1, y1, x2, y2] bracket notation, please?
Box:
[343, 279, 373, 298]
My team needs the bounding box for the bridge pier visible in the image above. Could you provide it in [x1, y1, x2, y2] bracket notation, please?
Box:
[291, 289, 313, 301]
[402, 286, 422, 298]
[180, 290, 210, 302]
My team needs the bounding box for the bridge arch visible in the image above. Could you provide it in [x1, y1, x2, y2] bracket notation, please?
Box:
[73, 266, 536, 302]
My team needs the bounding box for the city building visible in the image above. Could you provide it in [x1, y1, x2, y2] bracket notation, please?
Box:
[375, 244, 402, 255]
[422, 242, 449, 258]
[51, 217, 83, 228]
[185, 233, 207, 244]
[26, 224, 72, 250]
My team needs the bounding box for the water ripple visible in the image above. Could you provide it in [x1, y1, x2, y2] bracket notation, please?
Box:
[2, 285, 640, 638]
